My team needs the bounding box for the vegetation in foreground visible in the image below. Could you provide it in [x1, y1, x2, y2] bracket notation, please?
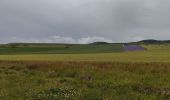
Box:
[0, 61, 170, 100]
[0, 43, 169, 99]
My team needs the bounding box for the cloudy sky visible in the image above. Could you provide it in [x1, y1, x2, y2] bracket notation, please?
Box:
[0, 0, 170, 44]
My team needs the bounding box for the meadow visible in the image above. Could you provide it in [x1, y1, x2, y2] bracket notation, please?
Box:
[0, 44, 169, 62]
[0, 44, 170, 100]
[0, 44, 122, 54]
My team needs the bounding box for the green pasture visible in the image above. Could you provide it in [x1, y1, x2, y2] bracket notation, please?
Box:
[0, 45, 169, 62]
[0, 44, 122, 54]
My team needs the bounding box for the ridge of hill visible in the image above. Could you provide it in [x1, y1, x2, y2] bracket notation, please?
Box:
[135, 39, 170, 44]
[0, 39, 170, 46]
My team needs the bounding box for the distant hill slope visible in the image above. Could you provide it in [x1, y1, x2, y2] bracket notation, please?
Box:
[134, 39, 170, 44]
[89, 42, 110, 45]
[1, 39, 170, 47]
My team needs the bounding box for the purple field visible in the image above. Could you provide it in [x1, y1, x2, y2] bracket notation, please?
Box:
[123, 45, 146, 51]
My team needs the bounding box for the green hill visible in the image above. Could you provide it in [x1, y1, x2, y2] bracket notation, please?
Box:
[134, 39, 170, 44]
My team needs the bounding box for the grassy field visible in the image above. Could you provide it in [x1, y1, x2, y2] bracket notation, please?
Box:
[0, 61, 170, 100]
[0, 44, 122, 54]
[0, 45, 169, 62]
[0, 44, 170, 100]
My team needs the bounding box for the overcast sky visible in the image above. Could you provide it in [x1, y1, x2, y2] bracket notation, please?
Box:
[0, 0, 170, 44]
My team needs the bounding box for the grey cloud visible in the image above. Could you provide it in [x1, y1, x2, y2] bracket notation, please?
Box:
[0, 0, 170, 43]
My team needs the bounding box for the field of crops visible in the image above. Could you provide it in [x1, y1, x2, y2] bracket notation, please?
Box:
[0, 44, 170, 100]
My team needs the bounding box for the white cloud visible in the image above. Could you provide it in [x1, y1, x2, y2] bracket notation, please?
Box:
[50, 36, 76, 43]
[77, 36, 113, 44]
[4, 36, 113, 44]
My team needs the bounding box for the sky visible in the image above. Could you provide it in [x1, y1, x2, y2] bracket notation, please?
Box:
[0, 0, 170, 44]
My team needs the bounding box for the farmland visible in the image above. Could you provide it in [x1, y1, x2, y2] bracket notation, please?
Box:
[0, 43, 170, 100]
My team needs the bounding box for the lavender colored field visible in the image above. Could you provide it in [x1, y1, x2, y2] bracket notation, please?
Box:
[124, 45, 146, 51]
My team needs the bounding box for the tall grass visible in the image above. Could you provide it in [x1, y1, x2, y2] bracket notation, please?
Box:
[0, 61, 170, 100]
[0, 44, 170, 99]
